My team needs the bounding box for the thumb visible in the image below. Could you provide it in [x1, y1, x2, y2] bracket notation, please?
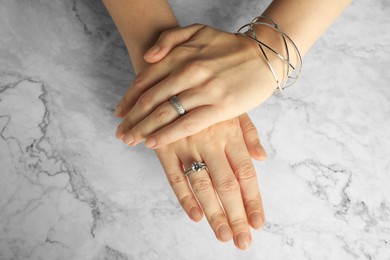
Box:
[144, 23, 206, 63]
[239, 113, 267, 161]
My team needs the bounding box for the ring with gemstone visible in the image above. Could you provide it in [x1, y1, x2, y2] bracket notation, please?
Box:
[184, 161, 207, 177]
[169, 95, 186, 115]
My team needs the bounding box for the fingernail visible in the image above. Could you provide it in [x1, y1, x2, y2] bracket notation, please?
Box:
[237, 232, 250, 250]
[145, 45, 160, 57]
[255, 143, 267, 159]
[116, 125, 125, 140]
[218, 225, 232, 242]
[250, 212, 263, 229]
[255, 143, 263, 154]
[189, 207, 202, 222]
[115, 104, 122, 117]
[144, 137, 156, 148]
[124, 133, 134, 145]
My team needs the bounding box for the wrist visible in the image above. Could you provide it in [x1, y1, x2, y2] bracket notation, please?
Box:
[236, 16, 302, 93]
[238, 29, 290, 94]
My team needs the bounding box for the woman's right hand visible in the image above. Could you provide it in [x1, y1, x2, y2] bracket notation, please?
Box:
[114, 24, 282, 148]
[154, 113, 266, 250]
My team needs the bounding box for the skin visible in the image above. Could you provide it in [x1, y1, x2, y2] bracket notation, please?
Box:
[115, 0, 353, 148]
[103, 0, 267, 250]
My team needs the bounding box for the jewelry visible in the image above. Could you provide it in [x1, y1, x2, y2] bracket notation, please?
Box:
[169, 95, 186, 115]
[185, 161, 207, 177]
[235, 15, 302, 94]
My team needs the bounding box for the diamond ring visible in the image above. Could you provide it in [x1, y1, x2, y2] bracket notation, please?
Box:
[184, 161, 207, 177]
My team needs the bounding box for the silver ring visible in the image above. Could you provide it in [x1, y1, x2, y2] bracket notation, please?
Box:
[185, 161, 207, 177]
[169, 95, 186, 115]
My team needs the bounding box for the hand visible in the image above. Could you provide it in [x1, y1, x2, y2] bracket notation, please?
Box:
[154, 113, 266, 250]
[115, 24, 279, 148]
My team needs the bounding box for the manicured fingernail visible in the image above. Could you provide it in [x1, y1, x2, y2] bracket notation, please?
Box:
[255, 143, 267, 159]
[189, 207, 202, 222]
[144, 137, 156, 148]
[218, 225, 232, 242]
[255, 143, 263, 153]
[124, 133, 134, 145]
[237, 232, 250, 250]
[116, 125, 125, 140]
[115, 104, 122, 117]
[250, 212, 263, 229]
[145, 45, 160, 57]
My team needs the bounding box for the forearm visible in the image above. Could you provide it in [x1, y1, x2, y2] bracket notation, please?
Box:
[261, 0, 352, 57]
[242, 0, 351, 82]
[102, 0, 178, 73]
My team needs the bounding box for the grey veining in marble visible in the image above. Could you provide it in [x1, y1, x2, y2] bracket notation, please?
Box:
[0, 0, 389, 259]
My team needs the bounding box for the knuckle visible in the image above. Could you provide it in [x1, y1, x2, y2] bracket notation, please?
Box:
[235, 160, 256, 181]
[192, 177, 212, 194]
[216, 177, 240, 194]
[243, 122, 258, 136]
[167, 171, 186, 187]
[181, 118, 196, 132]
[138, 93, 152, 110]
[208, 212, 227, 227]
[160, 30, 173, 41]
[184, 60, 209, 76]
[133, 73, 143, 89]
[229, 217, 249, 230]
[155, 106, 170, 123]
[244, 199, 263, 212]
[174, 45, 194, 56]
[160, 27, 181, 42]
[203, 77, 223, 98]
[179, 194, 196, 209]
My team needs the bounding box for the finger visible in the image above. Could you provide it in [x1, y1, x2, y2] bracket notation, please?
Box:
[119, 64, 211, 141]
[114, 63, 171, 119]
[122, 88, 208, 145]
[202, 149, 252, 250]
[225, 139, 265, 230]
[124, 101, 178, 145]
[239, 113, 267, 161]
[118, 24, 207, 119]
[155, 148, 203, 222]
[144, 106, 222, 149]
[144, 23, 206, 63]
[182, 156, 232, 243]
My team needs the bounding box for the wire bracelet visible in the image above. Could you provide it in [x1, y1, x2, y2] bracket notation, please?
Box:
[235, 15, 303, 94]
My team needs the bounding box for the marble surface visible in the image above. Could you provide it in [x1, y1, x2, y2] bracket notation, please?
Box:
[0, 0, 389, 259]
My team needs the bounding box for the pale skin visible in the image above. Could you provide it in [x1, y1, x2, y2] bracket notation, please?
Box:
[104, 0, 352, 251]
[103, 0, 268, 250]
[115, 0, 352, 149]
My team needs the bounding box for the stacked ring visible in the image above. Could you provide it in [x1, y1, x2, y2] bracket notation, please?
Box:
[185, 161, 208, 177]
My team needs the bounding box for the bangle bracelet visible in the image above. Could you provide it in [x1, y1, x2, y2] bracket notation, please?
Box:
[235, 15, 303, 93]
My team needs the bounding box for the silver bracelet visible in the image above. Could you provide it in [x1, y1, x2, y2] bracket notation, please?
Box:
[235, 15, 303, 93]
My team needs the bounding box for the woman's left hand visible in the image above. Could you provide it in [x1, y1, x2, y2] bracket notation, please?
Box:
[154, 113, 266, 250]
[115, 24, 280, 148]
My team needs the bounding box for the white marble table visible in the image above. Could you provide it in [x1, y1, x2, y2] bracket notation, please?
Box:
[1, 1, 389, 259]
